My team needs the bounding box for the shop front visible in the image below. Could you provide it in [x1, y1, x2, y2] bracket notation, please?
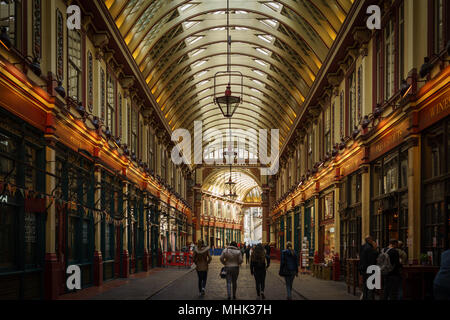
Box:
[318, 190, 335, 264]
[303, 200, 315, 258]
[421, 116, 449, 266]
[293, 206, 301, 256]
[339, 171, 362, 277]
[100, 170, 123, 281]
[370, 146, 409, 251]
[0, 109, 46, 299]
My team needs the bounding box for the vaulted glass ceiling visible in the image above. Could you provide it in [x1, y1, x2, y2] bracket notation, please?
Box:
[202, 168, 261, 202]
[105, 0, 352, 158]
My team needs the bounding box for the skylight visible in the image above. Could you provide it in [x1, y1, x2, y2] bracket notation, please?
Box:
[180, 4, 193, 11]
[197, 80, 209, 86]
[251, 88, 262, 94]
[254, 59, 268, 67]
[186, 36, 204, 45]
[260, 19, 277, 28]
[235, 10, 248, 14]
[256, 48, 270, 55]
[198, 88, 210, 95]
[257, 34, 273, 43]
[253, 69, 266, 77]
[195, 70, 208, 78]
[263, 2, 282, 11]
[193, 60, 207, 68]
[235, 26, 249, 31]
[252, 79, 263, 86]
[191, 48, 206, 57]
[183, 21, 199, 30]
[211, 27, 226, 31]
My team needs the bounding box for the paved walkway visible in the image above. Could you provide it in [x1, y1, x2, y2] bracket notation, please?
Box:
[59, 257, 358, 300]
[150, 256, 304, 300]
[268, 261, 359, 300]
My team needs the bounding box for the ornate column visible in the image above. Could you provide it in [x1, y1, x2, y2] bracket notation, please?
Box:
[44, 135, 59, 300]
[360, 163, 371, 242]
[121, 181, 129, 278]
[406, 136, 421, 263]
[93, 163, 103, 286]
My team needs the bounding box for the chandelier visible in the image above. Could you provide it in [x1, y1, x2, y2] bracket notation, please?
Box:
[213, 0, 243, 118]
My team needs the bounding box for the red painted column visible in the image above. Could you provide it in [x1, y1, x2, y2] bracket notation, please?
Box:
[44, 253, 60, 300]
[143, 249, 150, 271]
[93, 251, 103, 286]
[121, 250, 130, 278]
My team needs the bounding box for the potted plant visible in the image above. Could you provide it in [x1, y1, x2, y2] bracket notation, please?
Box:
[420, 253, 429, 265]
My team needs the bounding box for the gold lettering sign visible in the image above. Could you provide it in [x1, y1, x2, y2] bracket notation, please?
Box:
[420, 94, 450, 131]
[370, 119, 409, 161]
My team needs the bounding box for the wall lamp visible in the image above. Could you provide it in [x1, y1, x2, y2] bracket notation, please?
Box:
[0, 27, 11, 50]
[40, 79, 66, 98]
[420, 47, 450, 79]
[13, 55, 41, 77]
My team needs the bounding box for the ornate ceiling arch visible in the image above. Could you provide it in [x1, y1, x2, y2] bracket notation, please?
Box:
[202, 168, 261, 201]
[104, 0, 352, 161]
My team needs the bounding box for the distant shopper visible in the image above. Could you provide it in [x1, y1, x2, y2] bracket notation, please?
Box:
[396, 241, 408, 299]
[359, 235, 379, 300]
[264, 243, 271, 257]
[380, 239, 402, 300]
[245, 245, 250, 265]
[220, 241, 243, 300]
[250, 244, 270, 299]
[397, 241, 408, 265]
[193, 240, 212, 296]
[434, 249, 450, 300]
[279, 242, 298, 300]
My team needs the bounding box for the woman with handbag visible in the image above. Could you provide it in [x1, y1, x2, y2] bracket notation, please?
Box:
[192, 240, 212, 296]
[279, 242, 298, 300]
[219, 241, 243, 300]
[250, 243, 270, 299]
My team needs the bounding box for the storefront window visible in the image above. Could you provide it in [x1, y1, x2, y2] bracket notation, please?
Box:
[422, 118, 449, 265]
[67, 215, 77, 262]
[0, 204, 17, 270]
[0, 132, 17, 185]
[24, 211, 38, 266]
[371, 148, 409, 249]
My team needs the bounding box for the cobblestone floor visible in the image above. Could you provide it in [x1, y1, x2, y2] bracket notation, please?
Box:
[150, 256, 304, 300]
[59, 256, 358, 300]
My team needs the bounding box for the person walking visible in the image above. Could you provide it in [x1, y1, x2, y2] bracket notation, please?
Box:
[396, 240, 408, 299]
[250, 243, 270, 299]
[220, 241, 243, 300]
[433, 249, 450, 300]
[381, 239, 402, 300]
[359, 235, 379, 300]
[192, 240, 212, 296]
[245, 245, 250, 265]
[264, 243, 271, 257]
[279, 242, 298, 300]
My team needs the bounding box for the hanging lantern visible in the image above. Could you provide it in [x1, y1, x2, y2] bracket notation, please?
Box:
[214, 82, 242, 118]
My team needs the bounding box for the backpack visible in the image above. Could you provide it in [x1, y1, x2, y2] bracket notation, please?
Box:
[377, 248, 393, 275]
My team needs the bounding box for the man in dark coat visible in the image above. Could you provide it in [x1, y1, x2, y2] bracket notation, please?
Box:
[359, 235, 379, 300]
[382, 239, 402, 300]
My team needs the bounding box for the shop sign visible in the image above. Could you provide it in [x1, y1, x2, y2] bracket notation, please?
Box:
[340, 149, 363, 177]
[419, 93, 450, 131]
[369, 119, 409, 161]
